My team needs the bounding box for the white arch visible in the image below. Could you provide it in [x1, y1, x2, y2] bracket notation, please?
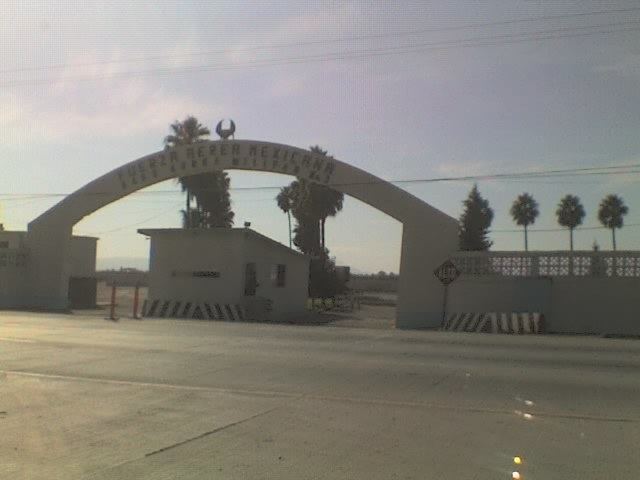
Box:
[26, 140, 458, 328]
[30, 140, 453, 230]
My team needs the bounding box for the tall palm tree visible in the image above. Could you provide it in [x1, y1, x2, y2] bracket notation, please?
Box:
[276, 146, 344, 252]
[164, 116, 234, 228]
[181, 209, 204, 229]
[194, 172, 234, 228]
[556, 194, 585, 251]
[164, 116, 211, 228]
[598, 194, 628, 251]
[308, 146, 344, 250]
[164, 116, 210, 147]
[510, 193, 539, 251]
[314, 184, 344, 250]
[276, 185, 295, 248]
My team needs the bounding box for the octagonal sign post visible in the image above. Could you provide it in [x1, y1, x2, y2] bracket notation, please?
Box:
[434, 260, 461, 326]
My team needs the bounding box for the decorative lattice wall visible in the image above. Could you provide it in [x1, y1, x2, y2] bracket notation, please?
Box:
[450, 252, 640, 278]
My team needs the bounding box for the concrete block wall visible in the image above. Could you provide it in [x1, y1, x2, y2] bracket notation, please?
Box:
[447, 276, 640, 336]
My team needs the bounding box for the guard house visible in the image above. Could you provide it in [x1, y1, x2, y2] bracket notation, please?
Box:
[138, 228, 310, 321]
[0, 230, 97, 309]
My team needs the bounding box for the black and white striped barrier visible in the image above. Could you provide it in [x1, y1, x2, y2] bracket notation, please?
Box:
[442, 312, 545, 334]
[142, 299, 245, 322]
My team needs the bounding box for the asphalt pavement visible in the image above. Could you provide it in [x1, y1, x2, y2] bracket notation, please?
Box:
[1, 312, 638, 479]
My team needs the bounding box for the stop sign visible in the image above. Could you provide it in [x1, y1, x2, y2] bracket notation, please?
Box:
[433, 260, 460, 286]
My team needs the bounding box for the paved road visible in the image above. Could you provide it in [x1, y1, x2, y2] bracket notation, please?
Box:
[1, 312, 638, 479]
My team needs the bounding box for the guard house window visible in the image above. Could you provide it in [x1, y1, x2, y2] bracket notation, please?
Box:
[0, 241, 8, 248]
[271, 264, 286, 287]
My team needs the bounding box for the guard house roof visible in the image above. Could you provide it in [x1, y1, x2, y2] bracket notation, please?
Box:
[137, 228, 306, 258]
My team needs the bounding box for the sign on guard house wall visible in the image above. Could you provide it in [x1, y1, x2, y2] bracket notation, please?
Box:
[171, 270, 221, 278]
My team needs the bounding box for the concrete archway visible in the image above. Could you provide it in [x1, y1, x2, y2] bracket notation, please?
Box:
[27, 140, 457, 328]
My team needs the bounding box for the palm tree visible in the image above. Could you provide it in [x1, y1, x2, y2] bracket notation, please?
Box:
[276, 185, 295, 248]
[276, 146, 344, 252]
[598, 194, 628, 251]
[195, 172, 234, 228]
[308, 146, 344, 250]
[556, 194, 585, 251]
[181, 209, 204, 229]
[308, 145, 327, 155]
[164, 116, 210, 147]
[312, 184, 344, 250]
[510, 193, 539, 251]
[164, 116, 211, 228]
[164, 116, 234, 228]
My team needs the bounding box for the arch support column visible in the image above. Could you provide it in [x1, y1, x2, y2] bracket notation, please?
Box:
[26, 225, 72, 310]
[396, 221, 457, 329]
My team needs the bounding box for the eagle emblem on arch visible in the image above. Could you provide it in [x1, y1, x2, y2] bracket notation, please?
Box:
[216, 119, 236, 140]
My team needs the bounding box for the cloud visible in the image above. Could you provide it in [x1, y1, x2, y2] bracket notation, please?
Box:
[0, 64, 226, 144]
[593, 53, 640, 77]
[434, 159, 494, 177]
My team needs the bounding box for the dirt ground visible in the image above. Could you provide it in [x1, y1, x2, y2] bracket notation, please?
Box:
[80, 281, 396, 329]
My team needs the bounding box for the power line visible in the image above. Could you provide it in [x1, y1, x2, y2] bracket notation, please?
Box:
[76, 217, 640, 239]
[493, 223, 640, 233]
[82, 209, 178, 235]
[3, 21, 640, 88]
[3, 6, 639, 76]
[1, 160, 640, 200]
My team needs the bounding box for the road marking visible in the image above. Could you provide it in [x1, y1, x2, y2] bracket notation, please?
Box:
[2, 369, 637, 424]
[2, 370, 302, 399]
[0, 337, 36, 343]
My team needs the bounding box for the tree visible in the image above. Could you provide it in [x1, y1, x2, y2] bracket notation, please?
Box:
[598, 194, 628, 251]
[164, 116, 210, 227]
[275, 146, 345, 297]
[510, 193, 539, 251]
[275, 146, 344, 252]
[308, 251, 346, 298]
[191, 171, 234, 228]
[164, 116, 234, 228]
[458, 184, 494, 251]
[276, 185, 295, 248]
[556, 194, 585, 251]
[181, 209, 204, 229]
[308, 146, 344, 250]
[292, 211, 322, 256]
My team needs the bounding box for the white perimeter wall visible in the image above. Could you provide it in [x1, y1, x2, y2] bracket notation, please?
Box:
[448, 276, 640, 335]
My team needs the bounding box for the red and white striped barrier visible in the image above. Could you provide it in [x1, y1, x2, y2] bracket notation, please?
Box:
[142, 299, 245, 322]
[442, 312, 545, 334]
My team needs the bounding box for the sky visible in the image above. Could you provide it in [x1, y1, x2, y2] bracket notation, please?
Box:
[1, 1, 640, 273]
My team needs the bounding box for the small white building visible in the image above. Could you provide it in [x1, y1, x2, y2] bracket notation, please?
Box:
[138, 228, 310, 321]
[0, 230, 97, 309]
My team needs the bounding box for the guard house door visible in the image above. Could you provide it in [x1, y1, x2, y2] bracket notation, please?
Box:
[244, 262, 257, 296]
